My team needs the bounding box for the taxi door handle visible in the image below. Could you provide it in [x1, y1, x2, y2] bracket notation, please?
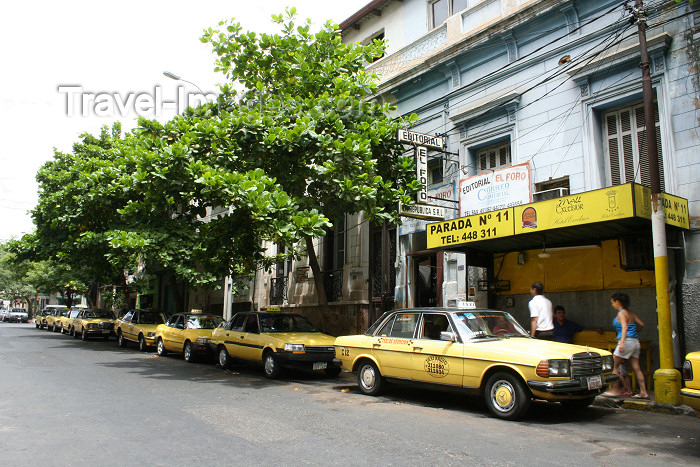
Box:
[373, 342, 381, 348]
[413, 346, 423, 351]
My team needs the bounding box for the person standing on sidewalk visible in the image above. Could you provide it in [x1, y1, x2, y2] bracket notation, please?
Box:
[603, 292, 649, 399]
[529, 282, 554, 340]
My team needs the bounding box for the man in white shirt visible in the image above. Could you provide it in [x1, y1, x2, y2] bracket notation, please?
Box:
[529, 281, 554, 340]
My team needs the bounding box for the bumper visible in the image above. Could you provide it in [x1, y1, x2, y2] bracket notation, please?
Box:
[85, 329, 115, 337]
[274, 352, 339, 371]
[680, 388, 700, 412]
[527, 374, 619, 394]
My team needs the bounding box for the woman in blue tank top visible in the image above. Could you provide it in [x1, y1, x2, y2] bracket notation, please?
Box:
[602, 292, 649, 399]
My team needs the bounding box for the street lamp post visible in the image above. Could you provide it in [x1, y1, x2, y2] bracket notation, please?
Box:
[162, 71, 212, 106]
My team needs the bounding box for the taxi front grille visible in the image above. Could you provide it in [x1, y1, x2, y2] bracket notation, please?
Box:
[305, 346, 335, 353]
[571, 352, 602, 378]
[98, 322, 114, 330]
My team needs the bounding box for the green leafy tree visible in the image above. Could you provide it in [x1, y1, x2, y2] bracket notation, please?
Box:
[198, 9, 419, 305]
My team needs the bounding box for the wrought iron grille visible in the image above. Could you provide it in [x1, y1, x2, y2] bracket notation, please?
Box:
[269, 276, 288, 305]
[321, 269, 343, 302]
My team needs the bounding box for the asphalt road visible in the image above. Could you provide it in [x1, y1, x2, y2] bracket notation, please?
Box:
[0, 322, 698, 466]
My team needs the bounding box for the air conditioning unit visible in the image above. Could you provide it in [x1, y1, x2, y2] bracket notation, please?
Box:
[533, 187, 568, 202]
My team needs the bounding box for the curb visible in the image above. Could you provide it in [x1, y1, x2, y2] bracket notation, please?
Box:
[593, 395, 698, 417]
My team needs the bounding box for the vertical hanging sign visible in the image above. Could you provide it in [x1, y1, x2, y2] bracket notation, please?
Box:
[416, 146, 428, 203]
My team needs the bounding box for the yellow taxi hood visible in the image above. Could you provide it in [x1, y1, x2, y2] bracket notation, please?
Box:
[83, 318, 115, 324]
[467, 336, 611, 361]
[264, 332, 336, 345]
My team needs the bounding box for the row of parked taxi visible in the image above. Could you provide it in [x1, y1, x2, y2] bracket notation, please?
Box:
[32, 302, 640, 420]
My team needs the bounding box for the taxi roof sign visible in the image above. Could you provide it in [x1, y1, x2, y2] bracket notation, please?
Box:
[456, 300, 476, 309]
[190, 309, 203, 314]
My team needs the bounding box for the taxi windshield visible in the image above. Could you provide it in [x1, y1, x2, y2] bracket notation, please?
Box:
[453, 311, 528, 338]
[85, 311, 114, 319]
[260, 314, 319, 333]
[186, 316, 223, 329]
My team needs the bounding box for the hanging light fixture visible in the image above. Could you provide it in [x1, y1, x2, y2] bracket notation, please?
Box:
[538, 241, 551, 259]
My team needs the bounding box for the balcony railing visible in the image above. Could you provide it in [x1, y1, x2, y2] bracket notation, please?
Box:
[269, 276, 288, 305]
[321, 269, 343, 303]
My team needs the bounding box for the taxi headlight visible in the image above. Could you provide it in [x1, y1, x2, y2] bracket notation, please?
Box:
[88, 323, 98, 329]
[284, 344, 305, 353]
[196, 338, 211, 344]
[602, 355, 614, 372]
[147, 332, 155, 337]
[536, 359, 571, 377]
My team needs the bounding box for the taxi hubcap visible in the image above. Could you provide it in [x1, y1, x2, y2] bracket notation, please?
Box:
[361, 366, 376, 389]
[219, 350, 227, 366]
[265, 356, 275, 374]
[491, 381, 515, 412]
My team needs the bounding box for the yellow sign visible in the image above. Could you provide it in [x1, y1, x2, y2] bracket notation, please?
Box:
[513, 185, 635, 234]
[634, 184, 690, 229]
[427, 209, 514, 249]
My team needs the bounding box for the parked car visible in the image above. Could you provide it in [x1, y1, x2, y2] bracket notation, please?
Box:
[37, 305, 67, 329]
[155, 312, 224, 362]
[5, 308, 29, 323]
[334, 304, 618, 420]
[114, 309, 165, 351]
[211, 311, 340, 378]
[681, 352, 700, 415]
[56, 308, 81, 334]
[71, 309, 116, 340]
[45, 308, 69, 332]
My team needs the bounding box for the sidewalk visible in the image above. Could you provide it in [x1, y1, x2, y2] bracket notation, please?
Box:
[593, 389, 698, 417]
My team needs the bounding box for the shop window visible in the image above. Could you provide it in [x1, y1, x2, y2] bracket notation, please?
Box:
[430, 0, 469, 28]
[603, 101, 664, 191]
[477, 141, 511, 173]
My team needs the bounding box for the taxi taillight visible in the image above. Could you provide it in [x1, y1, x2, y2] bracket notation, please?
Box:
[536, 360, 549, 377]
[682, 360, 693, 381]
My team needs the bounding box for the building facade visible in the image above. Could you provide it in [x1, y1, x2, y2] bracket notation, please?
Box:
[337, 0, 700, 369]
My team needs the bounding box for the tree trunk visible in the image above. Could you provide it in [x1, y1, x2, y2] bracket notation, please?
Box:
[305, 236, 327, 307]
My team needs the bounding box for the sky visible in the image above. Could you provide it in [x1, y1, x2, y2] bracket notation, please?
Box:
[0, 0, 368, 242]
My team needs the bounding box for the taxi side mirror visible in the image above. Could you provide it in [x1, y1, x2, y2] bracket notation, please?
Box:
[440, 331, 456, 342]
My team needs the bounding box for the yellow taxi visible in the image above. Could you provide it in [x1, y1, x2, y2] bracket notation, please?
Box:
[211, 311, 340, 378]
[115, 309, 166, 351]
[681, 351, 700, 415]
[45, 308, 69, 332]
[71, 308, 116, 340]
[334, 303, 618, 420]
[155, 312, 224, 362]
[57, 308, 81, 334]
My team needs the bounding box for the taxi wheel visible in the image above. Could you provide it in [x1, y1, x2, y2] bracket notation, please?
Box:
[217, 346, 230, 369]
[81, 329, 88, 341]
[138, 335, 148, 352]
[73, 328, 80, 339]
[117, 331, 127, 348]
[263, 351, 281, 379]
[183, 342, 195, 363]
[357, 360, 383, 396]
[157, 338, 168, 357]
[35, 321, 39, 329]
[484, 372, 531, 420]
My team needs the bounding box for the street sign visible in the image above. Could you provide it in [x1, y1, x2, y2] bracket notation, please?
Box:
[397, 129, 445, 150]
[399, 202, 446, 221]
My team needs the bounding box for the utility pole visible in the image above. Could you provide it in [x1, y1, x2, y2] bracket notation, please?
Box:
[634, 0, 681, 405]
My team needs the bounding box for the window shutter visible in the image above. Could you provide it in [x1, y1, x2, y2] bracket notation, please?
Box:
[606, 114, 621, 185]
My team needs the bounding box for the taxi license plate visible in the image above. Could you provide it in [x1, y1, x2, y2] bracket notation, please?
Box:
[586, 375, 602, 390]
[313, 362, 327, 370]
